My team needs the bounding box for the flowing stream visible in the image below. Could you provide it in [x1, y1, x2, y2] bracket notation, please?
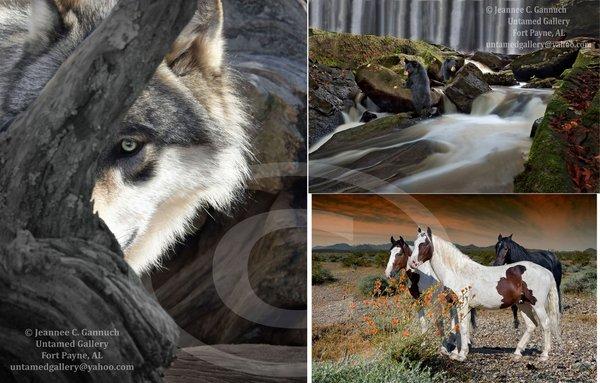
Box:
[309, 86, 553, 193]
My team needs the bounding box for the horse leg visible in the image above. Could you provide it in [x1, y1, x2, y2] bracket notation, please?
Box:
[418, 308, 427, 333]
[514, 305, 536, 359]
[450, 302, 470, 361]
[533, 304, 552, 361]
[512, 304, 519, 328]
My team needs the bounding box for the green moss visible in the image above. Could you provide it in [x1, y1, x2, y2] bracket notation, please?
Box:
[514, 48, 599, 192]
[313, 114, 412, 158]
[309, 29, 446, 71]
[514, 98, 573, 192]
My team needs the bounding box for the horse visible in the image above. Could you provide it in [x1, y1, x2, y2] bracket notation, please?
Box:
[494, 234, 563, 329]
[385, 236, 475, 355]
[408, 227, 561, 362]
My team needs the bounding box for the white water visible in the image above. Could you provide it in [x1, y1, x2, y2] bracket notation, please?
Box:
[309, 0, 537, 54]
[310, 86, 553, 193]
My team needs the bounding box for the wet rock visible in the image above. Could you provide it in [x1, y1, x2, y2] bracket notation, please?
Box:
[510, 46, 579, 82]
[482, 70, 518, 86]
[354, 64, 413, 113]
[360, 111, 377, 123]
[311, 113, 414, 159]
[355, 63, 442, 114]
[523, 77, 558, 89]
[530, 117, 543, 138]
[472, 51, 512, 71]
[309, 63, 359, 145]
[444, 63, 492, 113]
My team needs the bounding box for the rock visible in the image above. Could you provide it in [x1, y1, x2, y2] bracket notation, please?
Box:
[561, 1, 600, 40]
[515, 48, 600, 193]
[444, 63, 492, 113]
[354, 64, 413, 112]
[510, 46, 579, 82]
[530, 117, 543, 138]
[472, 51, 512, 71]
[311, 113, 414, 159]
[355, 63, 442, 114]
[309, 63, 359, 145]
[483, 70, 518, 86]
[360, 110, 377, 123]
[309, 28, 448, 70]
[523, 77, 558, 89]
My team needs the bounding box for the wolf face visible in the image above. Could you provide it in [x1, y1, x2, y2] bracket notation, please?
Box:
[0, 0, 250, 273]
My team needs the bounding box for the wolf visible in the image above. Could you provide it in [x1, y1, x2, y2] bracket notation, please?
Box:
[0, 0, 250, 274]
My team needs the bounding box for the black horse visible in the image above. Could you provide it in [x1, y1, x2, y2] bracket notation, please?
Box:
[493, 234, 563, 328]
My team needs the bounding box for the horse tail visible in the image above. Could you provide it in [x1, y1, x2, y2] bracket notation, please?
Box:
[555, 261, 563, 313]
[546, 282, 561, 342]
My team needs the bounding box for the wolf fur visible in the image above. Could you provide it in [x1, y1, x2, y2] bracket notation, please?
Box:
[0, 0, 250, 273]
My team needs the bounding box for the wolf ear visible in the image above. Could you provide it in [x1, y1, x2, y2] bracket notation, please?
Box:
[26, 0, 69, 52]
[166, 0, 225, 76]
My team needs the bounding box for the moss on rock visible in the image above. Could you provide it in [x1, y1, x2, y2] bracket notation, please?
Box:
[309, 29, 447, 71]
[514, 48, 600, 192]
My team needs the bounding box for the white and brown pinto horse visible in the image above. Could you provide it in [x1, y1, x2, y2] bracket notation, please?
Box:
[408, 227, 561, 362]
[385, 236, 474, 354]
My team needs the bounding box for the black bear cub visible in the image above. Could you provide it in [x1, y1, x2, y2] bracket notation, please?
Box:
[441, 58, 459, 82]
[404, 60, 432, 117]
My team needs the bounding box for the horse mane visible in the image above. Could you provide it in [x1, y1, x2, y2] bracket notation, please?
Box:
[506, 238, 529, 259]
[432, 235, 479, 269]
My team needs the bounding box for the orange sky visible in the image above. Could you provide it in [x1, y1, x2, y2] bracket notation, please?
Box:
[312, 195, 597, 251]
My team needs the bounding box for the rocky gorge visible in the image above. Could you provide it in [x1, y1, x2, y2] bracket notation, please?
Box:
[309, 29, 599, 193]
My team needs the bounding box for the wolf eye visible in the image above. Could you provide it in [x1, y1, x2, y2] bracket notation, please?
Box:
[121, 138, 140, 154]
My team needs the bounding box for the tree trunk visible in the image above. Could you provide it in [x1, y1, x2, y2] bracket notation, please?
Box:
[0, 0, 197, 381]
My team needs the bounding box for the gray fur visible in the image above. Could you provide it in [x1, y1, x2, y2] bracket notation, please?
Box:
[0, 0, 250, 272]
[404, 60, 431, 116]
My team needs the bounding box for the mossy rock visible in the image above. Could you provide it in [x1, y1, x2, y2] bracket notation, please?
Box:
[510, 46, 579, 81]
[483, 70, 518, 86]
[514, 48, 600, 192]
[355, 64, 414, 113]
[309, 29, 446, 71]
[522, 77, 558, 89]
[513, 97, 573, 193]
[311, 114, 414, 159]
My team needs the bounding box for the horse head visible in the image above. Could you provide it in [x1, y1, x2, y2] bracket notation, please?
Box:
[409, 226, 433, 269]
[493, 234, 513, 266]
[385, 235, 411, 278]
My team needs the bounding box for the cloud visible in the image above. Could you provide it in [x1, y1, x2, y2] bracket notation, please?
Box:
[313, 195, 596, 250]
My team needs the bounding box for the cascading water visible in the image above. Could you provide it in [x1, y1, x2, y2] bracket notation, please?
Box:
[309, 86, 553, 193]
[309, 0, 542, 54]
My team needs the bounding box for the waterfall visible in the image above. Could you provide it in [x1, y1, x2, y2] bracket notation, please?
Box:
[309, 0, 550, 54]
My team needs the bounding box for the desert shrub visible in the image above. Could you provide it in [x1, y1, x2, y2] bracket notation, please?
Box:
[313, 263, 336, 285]
[386, 331, 440, 365]
[373, 252, 389, 267]
[313, 356, 444, 383]
[463, 249, 496, 265]
[358, 275, 390, 297]
[557, 250, 594, 266]
[563, 266, 596, 294]
[342, 253, 372, 268]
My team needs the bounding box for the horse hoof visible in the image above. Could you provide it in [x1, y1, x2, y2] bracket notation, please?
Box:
[440, 347, 450, 356]
[513, 353, 522, 360]
[449, 353, 466, 362]
[539, 355, 549, 362]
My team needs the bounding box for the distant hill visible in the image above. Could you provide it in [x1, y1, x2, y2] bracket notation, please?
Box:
[312, 243, 595, 254]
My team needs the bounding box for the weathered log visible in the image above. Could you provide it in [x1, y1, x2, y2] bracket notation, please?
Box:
[165, 345, 306, 383]
[0, 0, 198, 381]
